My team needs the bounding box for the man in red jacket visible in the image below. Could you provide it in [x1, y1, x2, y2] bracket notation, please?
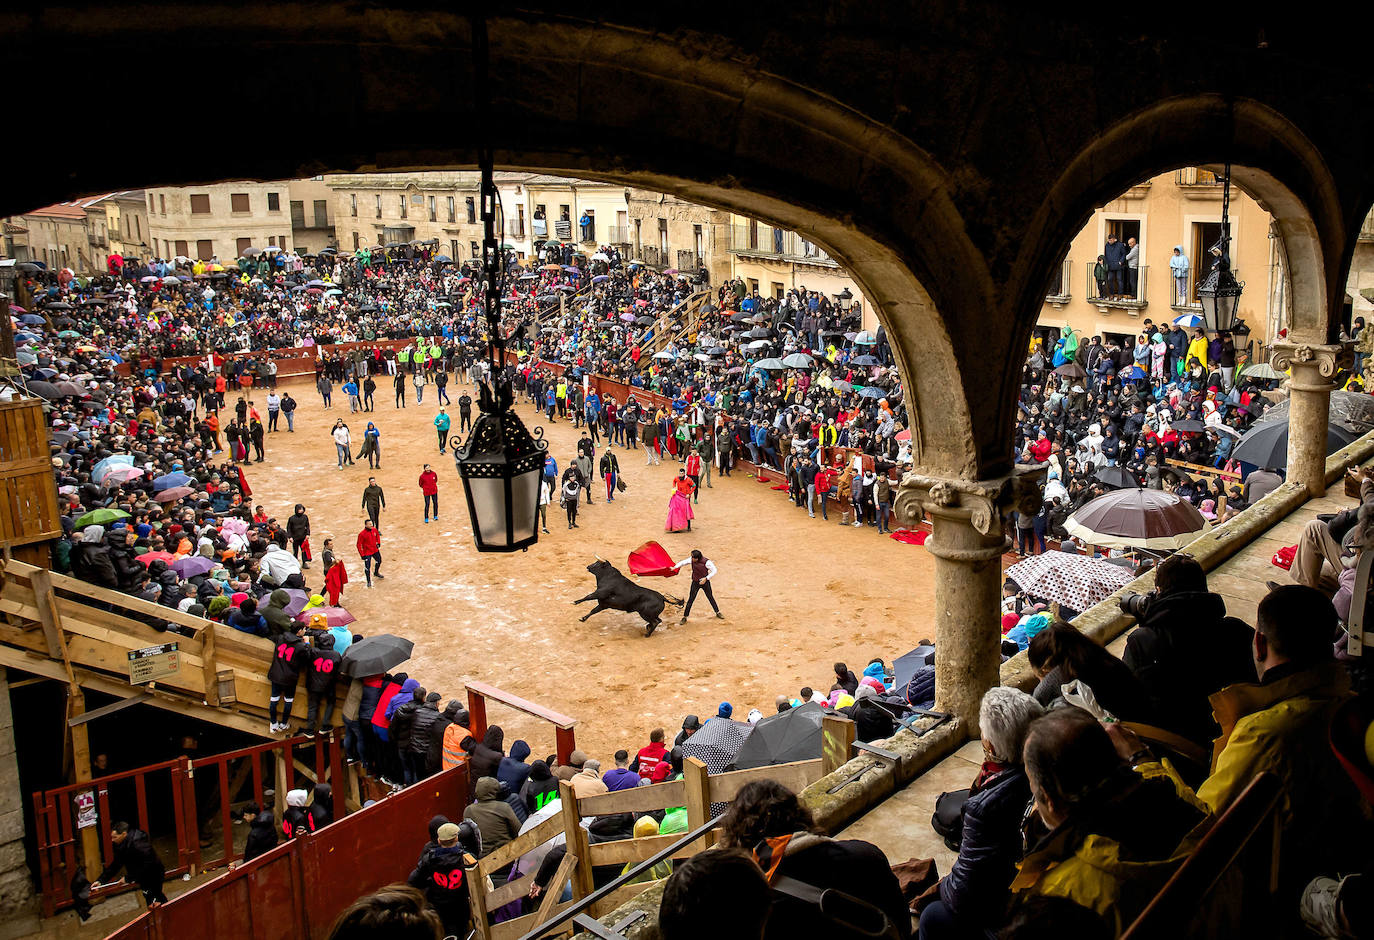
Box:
[356, 520, 383, 588]
[419, 464, 440, 523]
[684, 452, 703, 504]
[634, 728, 669, 781]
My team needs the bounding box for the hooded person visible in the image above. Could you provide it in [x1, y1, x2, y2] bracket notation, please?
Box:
[71, 525, 119, 589]
[282, 788, 312, 839]
[497, 740, 533, 795]
[470, 725, 506, 782]
[308, 783, 333, 831]
[621, 816, 674, 884]
[463, 777, 521, 857]
[520, 760, 561, 814]
[261, 588, 294, 636]
[407, 820, 476, 938]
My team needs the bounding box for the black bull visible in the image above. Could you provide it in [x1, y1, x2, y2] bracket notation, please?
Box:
[574, 560, 684, 636]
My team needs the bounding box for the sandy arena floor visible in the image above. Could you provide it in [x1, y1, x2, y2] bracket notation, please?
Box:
[242, 374, 936, 759]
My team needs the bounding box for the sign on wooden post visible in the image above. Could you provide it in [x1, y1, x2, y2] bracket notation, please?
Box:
[128, 643, 180, 684]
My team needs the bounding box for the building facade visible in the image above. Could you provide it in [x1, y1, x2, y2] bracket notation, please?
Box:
[22, 204, 98, 273]
[624, 190, 731, 283]
[106, 191, 151, 261]
[724, 214, 872, 325]
[327, 171, 485, 261]
[144, 180, 336, 261]
[1035, 168, 1280, 352]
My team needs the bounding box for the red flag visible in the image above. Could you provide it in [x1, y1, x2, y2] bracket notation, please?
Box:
[236, 465, 252, 498]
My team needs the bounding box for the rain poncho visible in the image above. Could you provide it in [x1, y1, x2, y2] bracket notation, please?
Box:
[620, 817, 673, 884]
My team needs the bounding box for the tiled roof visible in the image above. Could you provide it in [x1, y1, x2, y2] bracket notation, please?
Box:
[26, 203, 89, 220]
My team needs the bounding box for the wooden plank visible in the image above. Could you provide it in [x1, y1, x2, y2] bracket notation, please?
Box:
[483, 869, 538, 911]
[27, 568, 62, 659]
[588, 832, 701, 867]
[67, 693, 151, 725]
[477, 811, 565, 879]
[488, 900, 575, 940]
[201, 618, 220, 707]
[558, 779, 594, 900]
[823, 714, 856, 776]
[574, 779, 685, 817]
[709, 758, 824, 804]
[464, 679, 578, 729]
[4, 560, 211, 638]
[532, 853, 578, 927]
[682, 757, 713, 852]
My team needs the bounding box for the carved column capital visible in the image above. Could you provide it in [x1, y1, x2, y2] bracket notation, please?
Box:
[1270, 341, 1352, 392]
[893, 465, 1047, 554]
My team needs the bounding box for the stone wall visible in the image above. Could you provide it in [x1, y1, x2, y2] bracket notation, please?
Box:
[0, 670, 38, 936]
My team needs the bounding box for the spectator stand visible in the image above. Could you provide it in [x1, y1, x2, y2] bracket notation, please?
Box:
[469, 714, 854, 940]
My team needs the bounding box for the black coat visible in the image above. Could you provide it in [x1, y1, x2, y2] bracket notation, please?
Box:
[1123, 590, 1255, 743]
[409, 702, 442, 755]
[243, 811, 278, 862]
[267, 634, 311, 686]
[72, 542, 119, 588]
[392, 698, 422, 752]
[763, 836, 911, 940]
[938, 767, 1031, 925]
[97, 828, 164, 893]
[407, 844, 471, 934]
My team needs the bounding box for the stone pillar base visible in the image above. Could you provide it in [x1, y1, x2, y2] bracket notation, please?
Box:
[1272, 342, 1351, 496]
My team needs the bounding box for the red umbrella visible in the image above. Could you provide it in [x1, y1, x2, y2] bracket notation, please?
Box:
[895, 429, 911, 442]
[628, 541, 679, 577]
[154, 486, 195, 502]
[137, 551, 175, 566]
[294, 606, 356, 627]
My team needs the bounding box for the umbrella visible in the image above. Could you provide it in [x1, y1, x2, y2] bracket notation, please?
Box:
[1053, 362, 1087, 378]
[1241, 362, 1283, 381]
[753, 358, 786, 370]
[681, 718, 753, 774]
[729, 311, 752, 323]
[91, 455, 135, 480]
[57, 330, 82, 339]
[297, 606, 356, 628]
[172, 556, 215, 578]
[152, 471, 193, 491]
[136, 551, 176, 566]
[693, 353, 711, 362]
[1121, 365, 1147, 381]
[18, 314, 44, 325]
[1093, 466, 1138, 489]
[619, 312, 636, 322]
[707, 346, 728, 356]
[1255, 391, 1374, 435]
[831, 380, 852, 392]
[280, 590, 312, 617]
[1171, 419, 1207, 433]
[592, 275, 610, 283]
[850, 355, 880, 367]
[154, 486, 195, 503]
[746, 340, 771, 350]
[652, 351, 676, 360]
[1064, 489, 1211, 550]
[730, 702, 824, 770]
[858, 386, 887, 399]
[635, 316, 656, 327]
[893, 645, 936, 691]
[162, 276, 182, 286]
[74, 507, 129, 529]
[241, 247, 263, 257]
[1007, 550, 1136, 611]
[25, 381, 61, 400]
[434, 255, 452, 263]
[341, 633, 414, 676]
[1231, 418, 1357, 469]
[101, 465, 145, 486]
[895, 428, 912, 442]
[852, 330, 878, 345]
[781, 353, 814, 369]
[1172, 313, 1204, 327]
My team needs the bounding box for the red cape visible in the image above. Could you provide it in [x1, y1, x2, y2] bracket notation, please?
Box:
[628, 541, 678, 578]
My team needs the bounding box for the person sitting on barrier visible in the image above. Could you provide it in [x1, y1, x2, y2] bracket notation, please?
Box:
[327, 884, 443, 940]
[658, 848, 773, 940]
[238, 801, 277, 865]
[718, 779, 910, 939]
[93, 821, 168, 907]
[1009, 707, 1206, 935]
[918, 688, 1043, 940]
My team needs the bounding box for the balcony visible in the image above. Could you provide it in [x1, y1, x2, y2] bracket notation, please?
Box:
[726, 225, 838, 266]
[88, 232, 107, 248]
[1170, 267, 1242, 314]
[1087, 264, 1148, 313]
[1045, 259, 1072, 307]
[507, 221, 526, 240]
[607, 225, 630, 243]
[1176, 167, 1225, 199]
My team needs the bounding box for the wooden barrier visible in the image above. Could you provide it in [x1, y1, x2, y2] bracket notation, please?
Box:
[0, 398, 61, 551]
[466, 679, 579, 765]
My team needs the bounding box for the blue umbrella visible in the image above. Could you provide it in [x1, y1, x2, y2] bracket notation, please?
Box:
[1172, 313, 1203, 327]
[434, 255, 452, 263]
[152, 471, 192, 491]
[19, 314, 44, 325]
[1122, 365, 1147, 381]
[92, 455, 135, 482]
[858, 386, 887, 399]
[592, 274, 610, 283]
[13, 332, 39, 343]
[853, 330, 878, 345]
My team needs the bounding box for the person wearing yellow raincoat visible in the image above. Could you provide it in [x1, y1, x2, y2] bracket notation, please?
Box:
[620, 816, 674, 885]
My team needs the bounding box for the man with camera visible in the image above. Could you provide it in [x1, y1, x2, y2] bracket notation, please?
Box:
[1119, 554, 1254, 745]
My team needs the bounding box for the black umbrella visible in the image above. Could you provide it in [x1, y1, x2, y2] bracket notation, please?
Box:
[635, 316, 655, 326]
[746, 327, 772, 339]
[44, 301, 72, 311]
[52, 316, 76, 327]
[340, 634, 414, 676]
[850, 354, 880, 367]
[729, 311, 752, 323]
[730, 702, 824, 770]
[1053, 362, 1087, 378]
[1094, 465, 1138, 489]
[25, 381, 61, 401]
[1171, 419, 1207, 433]
[1232, 418, 1357, 470]
[893, 645, 935, 691]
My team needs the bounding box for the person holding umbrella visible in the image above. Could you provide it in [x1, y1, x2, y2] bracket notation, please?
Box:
[672, 549, 723, 624]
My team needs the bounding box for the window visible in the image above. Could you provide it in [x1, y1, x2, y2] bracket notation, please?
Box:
[772, 282, 784, 299]
[148, 194, 155, 214]
[375, 194, 382, 218]
[268, 236, 276, 247]
[470, 241, 480, 259]
[236, 237, 252, 255]
[748, 219, 759, 250]
[230, 193, 250, 213]
[267, 192, 281, 212]
[559, 204, 570, 221]
[1106, 219, 1141, 244]
[450, 239, 459, 260]
[350, 194, 358, 217]
[280, 235, 288, 251]
[399, 194, 407, 218]
[428, 195, 437, 222]
[747, 278, 759, 295]
[290, 201, 306, 228]
[314, 200, 328, 228]
[693, 224, 703, 260]
[160, 194, 167, 215]
[197, 239, 214, 260]
[465, 197, 476, 223]
[581, 209, 595, 242]
[1190, 221, 1224, 304]
[124, 215, 130, 236]
[447, 196, 456, 223]
[174, 240, 189, 258]
[634, 218, 642, 252]
[658, 218, 668, 256]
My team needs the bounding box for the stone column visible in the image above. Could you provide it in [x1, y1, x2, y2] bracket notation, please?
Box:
[1271, 342, 1351, 496]
[893, 468, 1043, 733]
[0, 669, 38, 938]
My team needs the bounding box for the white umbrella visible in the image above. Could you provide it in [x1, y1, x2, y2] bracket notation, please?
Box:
[1008, 550, 1135, 611]
[652, 350, 676, 360]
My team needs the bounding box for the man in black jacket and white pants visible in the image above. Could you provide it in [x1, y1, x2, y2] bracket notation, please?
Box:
[674, 550, 724, 624]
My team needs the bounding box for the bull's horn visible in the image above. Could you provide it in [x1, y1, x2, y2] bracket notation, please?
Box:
[594, 554, 604, 562]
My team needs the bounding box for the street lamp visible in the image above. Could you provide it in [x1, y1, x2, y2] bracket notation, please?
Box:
[836, 287, 853, 313]
[453, 16, 547, 552]
[1197, 163, 1246, 334]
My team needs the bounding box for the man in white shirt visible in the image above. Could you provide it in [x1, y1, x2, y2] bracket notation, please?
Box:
[673, 550, 723, 625]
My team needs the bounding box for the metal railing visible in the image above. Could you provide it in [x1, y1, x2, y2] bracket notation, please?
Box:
[607, 225, 630, 243]
[1088, 263, 1148, 306]
[1169, 266, 1241, 309]
[1175, 167, 1223, 187]
[726, 225, 837, 264]
[1045, 258, 1072, 301]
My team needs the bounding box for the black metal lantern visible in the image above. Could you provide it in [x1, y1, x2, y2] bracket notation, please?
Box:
[836, 287, 854, 313]
[453, 16, 547, 551]
[1197, 163, 1245, 334]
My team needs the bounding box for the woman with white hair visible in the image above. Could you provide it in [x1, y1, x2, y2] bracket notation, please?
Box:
[918, 687, 1044, 940]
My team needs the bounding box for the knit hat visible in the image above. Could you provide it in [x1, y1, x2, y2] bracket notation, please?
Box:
[717, 702, 733, 719]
